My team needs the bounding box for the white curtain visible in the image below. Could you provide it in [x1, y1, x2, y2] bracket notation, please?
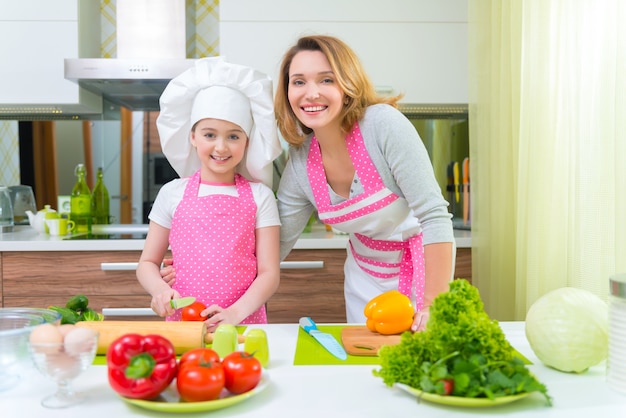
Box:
[468, 0, 626, 320]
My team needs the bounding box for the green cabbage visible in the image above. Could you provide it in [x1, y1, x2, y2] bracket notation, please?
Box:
[525, 287, 608, 373]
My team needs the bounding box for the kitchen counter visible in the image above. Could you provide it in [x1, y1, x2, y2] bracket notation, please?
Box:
[0, 225, 471, 252]
[0, 322, 623, 417]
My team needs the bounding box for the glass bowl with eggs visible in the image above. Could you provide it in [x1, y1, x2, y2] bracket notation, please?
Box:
[0, 308, 62, 392]
[28, 322, 99, 409]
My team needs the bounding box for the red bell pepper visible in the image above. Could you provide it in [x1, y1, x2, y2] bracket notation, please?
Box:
[106, 333, 178, 400]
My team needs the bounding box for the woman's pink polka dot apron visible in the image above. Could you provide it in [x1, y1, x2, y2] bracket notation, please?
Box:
[307, 124, 425, 323]
[167, 170, 266, 323]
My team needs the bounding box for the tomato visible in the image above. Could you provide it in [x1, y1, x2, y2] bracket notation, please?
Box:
[221, 351, 262, 394]
[441, 379, 454, 395]
[176, 359, 225, 402]
[181, 301, 207, 321]
[179, 348, 221, 370]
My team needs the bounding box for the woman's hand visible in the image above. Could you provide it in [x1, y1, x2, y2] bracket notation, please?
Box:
[411, 307, 430, 332]
[160, 258, 176, 286]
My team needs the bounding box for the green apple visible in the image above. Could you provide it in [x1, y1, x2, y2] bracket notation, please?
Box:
[212, 324, 238, 358]
[244, 328, 269, 367]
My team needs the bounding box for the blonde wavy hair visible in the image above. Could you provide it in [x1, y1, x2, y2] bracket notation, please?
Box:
[275, 35, 403, 146]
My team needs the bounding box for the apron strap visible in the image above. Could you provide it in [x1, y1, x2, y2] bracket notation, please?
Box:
[351, 233, 425, 311]
[400, 234, 425, 311]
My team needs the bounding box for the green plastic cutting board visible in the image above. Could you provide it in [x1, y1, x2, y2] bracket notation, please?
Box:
[293, 325, 381, 365]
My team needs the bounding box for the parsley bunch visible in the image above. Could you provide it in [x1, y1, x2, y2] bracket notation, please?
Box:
[373, 279, 552, 405]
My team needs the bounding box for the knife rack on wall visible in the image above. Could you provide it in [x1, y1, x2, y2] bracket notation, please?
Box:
[407, 114, 470, 229]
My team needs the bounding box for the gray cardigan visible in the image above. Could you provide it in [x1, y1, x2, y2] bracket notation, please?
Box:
[277, 104, 454, 260]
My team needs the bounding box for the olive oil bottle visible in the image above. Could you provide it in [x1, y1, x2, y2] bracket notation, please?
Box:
[70, 163, 92, 234]
[91, 167, 110, 225]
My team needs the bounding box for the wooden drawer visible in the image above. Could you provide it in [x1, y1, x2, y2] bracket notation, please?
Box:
[1, 251, 152, 312]
[455, 248, 472, 283]
[269, 249, 347, 324]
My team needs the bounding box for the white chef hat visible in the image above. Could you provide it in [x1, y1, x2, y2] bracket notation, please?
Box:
[157, 56, 282, 187]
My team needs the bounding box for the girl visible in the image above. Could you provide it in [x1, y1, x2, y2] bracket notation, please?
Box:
[137, 57, 283, 330]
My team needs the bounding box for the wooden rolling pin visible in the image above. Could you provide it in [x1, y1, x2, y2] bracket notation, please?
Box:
[76, 321, 245, 355]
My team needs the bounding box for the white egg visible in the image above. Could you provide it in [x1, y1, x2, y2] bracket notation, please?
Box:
[63, 327, 97, 355]
[29, 323, 63, 354]
[59, 324, 77, 338]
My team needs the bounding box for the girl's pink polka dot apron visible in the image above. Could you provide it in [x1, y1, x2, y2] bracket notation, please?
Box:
[168, 170, 266, 323]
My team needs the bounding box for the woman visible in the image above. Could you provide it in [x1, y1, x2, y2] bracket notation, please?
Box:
[275, 35, 455, 331]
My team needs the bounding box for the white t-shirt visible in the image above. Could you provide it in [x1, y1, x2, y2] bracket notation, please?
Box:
[149, 178, 281, 229]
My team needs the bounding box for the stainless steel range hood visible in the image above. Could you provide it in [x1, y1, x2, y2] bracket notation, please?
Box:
[0, 0, 196, 120]
[64, 57, 197, 112]
[65, 0, 197, 114]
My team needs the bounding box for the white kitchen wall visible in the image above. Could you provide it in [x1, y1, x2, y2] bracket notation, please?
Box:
[219, 0, 468, 104]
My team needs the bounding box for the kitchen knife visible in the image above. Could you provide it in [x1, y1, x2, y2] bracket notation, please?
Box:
[170, 296, 196, 309]
[453, 161, 460, 203]
[446, 162, 455, 210]
[462, 157, 470, 225]
[299, 317, 347, 360]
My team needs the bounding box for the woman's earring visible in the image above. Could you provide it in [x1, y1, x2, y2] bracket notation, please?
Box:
[344, 97, 350, 105]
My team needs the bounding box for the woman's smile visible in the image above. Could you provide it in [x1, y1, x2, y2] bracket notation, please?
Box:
[302, 105, 328, 113]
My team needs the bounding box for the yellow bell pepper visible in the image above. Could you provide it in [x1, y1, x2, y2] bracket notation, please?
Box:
[364, 290, 414, 335]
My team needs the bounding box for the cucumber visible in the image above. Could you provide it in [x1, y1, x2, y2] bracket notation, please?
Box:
[80, 307, 103, 322]
[65, 294, 89, 312]
[48, 305, 81, 324]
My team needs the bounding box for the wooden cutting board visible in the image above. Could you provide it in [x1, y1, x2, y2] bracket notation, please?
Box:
[340, 326, 403, 356]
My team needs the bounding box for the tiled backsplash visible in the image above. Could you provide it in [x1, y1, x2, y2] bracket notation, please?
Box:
[0, 121, 19, 186]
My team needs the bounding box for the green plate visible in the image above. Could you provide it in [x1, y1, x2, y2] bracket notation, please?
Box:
[395, 383, 531, 407]
[121, 372, 269, 413]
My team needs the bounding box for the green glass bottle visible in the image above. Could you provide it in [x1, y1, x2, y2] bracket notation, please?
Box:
[70, 163, 92, 234]
[91, 167, 110, 225]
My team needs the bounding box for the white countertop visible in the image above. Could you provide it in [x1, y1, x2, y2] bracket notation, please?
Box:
[1, 322, 623, 417]
[0, 225, 471, 252]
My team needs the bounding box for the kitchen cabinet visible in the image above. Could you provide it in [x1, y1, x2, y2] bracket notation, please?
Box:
[1, 250, 152, 312]
[0, 248, 347, 323]
[268, 249, 347, 324]
[455, 248, 472, 282]
[220, 0, 468, 104]
[0, 239, 471, 321]
[0, 1, 82, 109]
[0, 247, 347, 322]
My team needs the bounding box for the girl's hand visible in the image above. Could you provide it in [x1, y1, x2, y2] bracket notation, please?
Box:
[201, 304, 238, 332]
[160, 258, 176, 286]
[411, 307, 430, 332]
[151, 289, 179, 317]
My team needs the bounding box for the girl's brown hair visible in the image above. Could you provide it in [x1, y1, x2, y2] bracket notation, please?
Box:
[275, 35, 402, 146]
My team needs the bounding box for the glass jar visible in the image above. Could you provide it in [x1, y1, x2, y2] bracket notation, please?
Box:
[0, 186, 14, 233]
[608, 273, 626, 395]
